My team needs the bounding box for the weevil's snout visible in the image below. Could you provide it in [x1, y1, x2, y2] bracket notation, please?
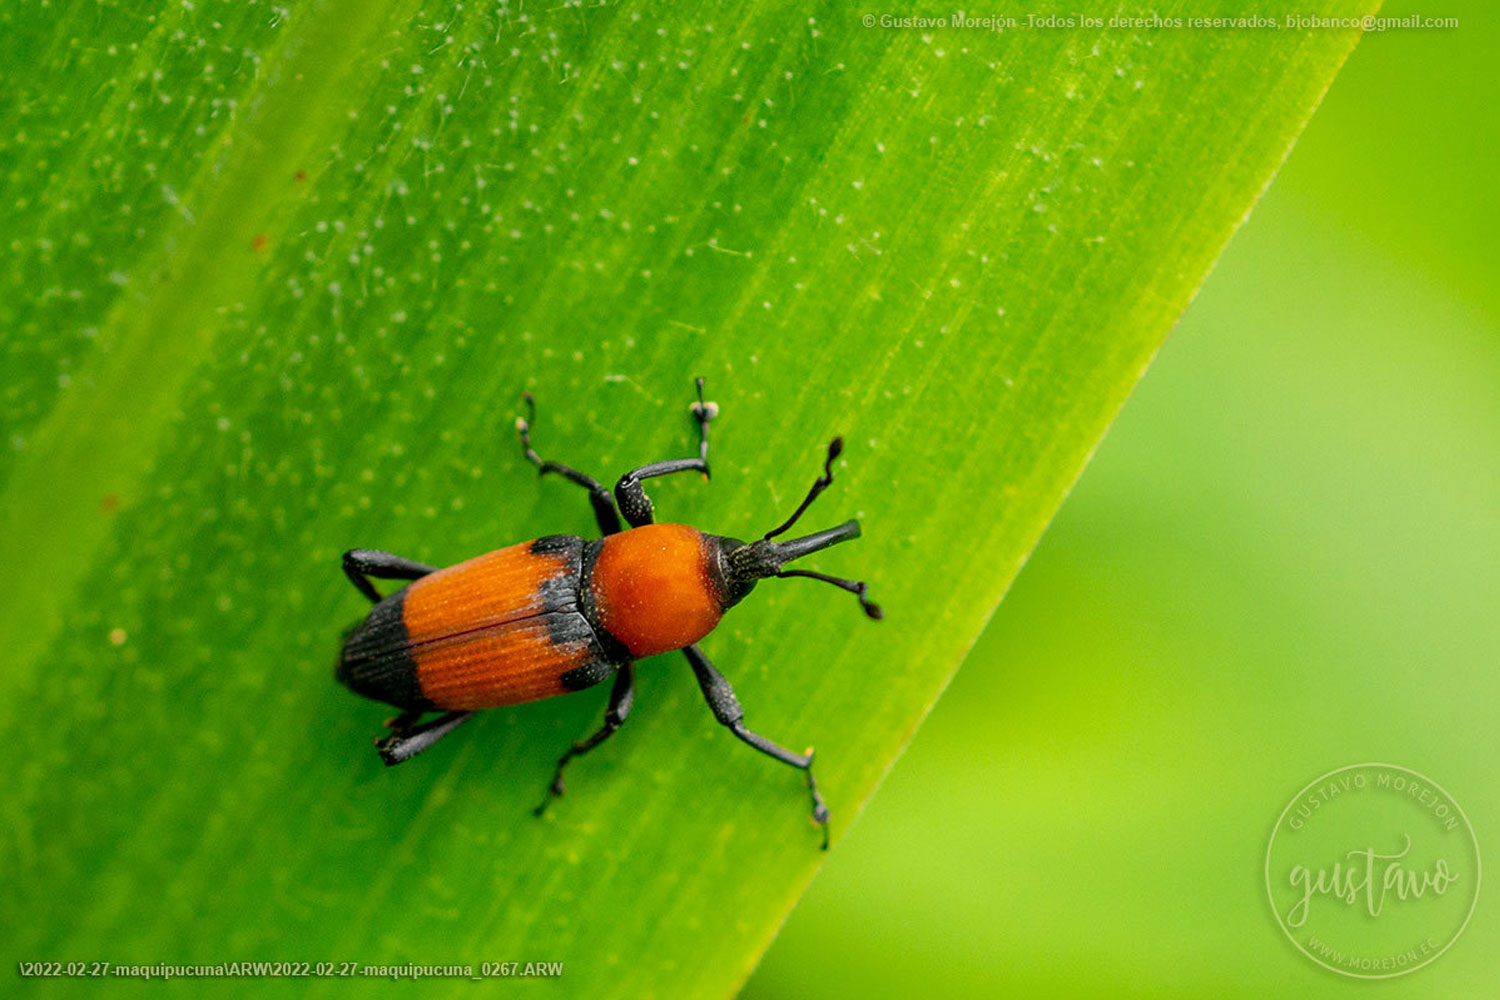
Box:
[722, 519, 860, 579]
[711, 520, 881, 620]
[707, 438, 881, 619]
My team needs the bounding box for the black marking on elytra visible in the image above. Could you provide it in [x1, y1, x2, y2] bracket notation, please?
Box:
[542, 603, 593, 646]
[532, 533, 586, 621]
[578, 537, 632, 663]
[559, 652, 621, 692]
[336, 591, 436, 712]
[537, 565, 584, 616]
[532, 537, 621, 690]
[534, 536, 587, 646]
[529, 534, 582, 557]
[338, 588, 407, 665]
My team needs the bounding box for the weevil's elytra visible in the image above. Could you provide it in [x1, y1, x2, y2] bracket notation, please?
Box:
[336, 378, 881, 849]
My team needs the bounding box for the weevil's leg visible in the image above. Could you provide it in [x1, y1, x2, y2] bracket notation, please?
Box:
[689, 376, 718, 465]
[516, 393, 623, 536]
[342, 549, 440, 604]
[683, 644, 830, 849]
[376, 710, 474, 765]
[534, 664, 636, 816]
[614, 379, 719, 527]
[615, 458, 710, 527]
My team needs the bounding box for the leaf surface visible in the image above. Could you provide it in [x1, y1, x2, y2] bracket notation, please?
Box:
[1, 2, 1371, 996]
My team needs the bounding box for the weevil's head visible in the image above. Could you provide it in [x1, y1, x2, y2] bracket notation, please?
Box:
[703, 438, 882, 620]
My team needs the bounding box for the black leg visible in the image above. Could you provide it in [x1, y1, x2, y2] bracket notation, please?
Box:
[343, 549, 440, 603]
[517, 393, 623, 536]
[535, 665, 636, 816]
[614, 379, 718, 528]
[683, 644, 830, 849]
[376, 710, 474, 765]
[689, 376, 717, 465]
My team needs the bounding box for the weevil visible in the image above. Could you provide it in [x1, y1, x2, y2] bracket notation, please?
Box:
[336, 379, 880, 847]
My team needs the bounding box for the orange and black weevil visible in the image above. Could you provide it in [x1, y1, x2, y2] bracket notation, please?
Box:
[337, 379, 880, 847]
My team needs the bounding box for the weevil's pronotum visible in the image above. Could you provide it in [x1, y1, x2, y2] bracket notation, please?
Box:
[336, 379, 880, 846]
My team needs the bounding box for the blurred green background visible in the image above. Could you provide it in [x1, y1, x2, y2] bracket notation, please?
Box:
[747, 4, 1498, 998]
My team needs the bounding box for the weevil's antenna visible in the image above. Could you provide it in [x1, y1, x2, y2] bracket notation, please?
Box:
[720, 439, 882, 621]
[764, 438, 842, 540]
[778, 568, 883, 620]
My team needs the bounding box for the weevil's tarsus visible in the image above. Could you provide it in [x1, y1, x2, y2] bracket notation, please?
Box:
[690, 376, 718, 469]
[375, 710, 474, 764]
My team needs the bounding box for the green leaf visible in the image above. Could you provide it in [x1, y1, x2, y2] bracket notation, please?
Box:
[3, 1, 1370, 996]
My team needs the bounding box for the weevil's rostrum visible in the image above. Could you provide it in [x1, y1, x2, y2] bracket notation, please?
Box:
[336, 379, 880, 848]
